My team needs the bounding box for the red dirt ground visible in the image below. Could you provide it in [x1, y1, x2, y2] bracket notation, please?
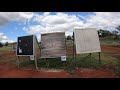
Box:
[0, 46, 120, 78]
[0, 64, 116, 78]
[101, 46, 120, 54]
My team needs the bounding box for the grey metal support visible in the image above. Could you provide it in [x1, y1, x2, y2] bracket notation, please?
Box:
[99, 52, 101, 65]
[17, 56, 20, 68]
[45, 58, 49, 68]
[73, 32, 74, 58]
[81, 53, 92, 61]
[90, 53, 91, 57]
[73, 32, 76, 60]
[73, 32, 77, 67]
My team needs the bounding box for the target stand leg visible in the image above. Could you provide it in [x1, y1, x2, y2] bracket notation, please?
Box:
[34, 55, 38, 70]
[90, 53, 91, 58]
[45, 58, 49, 68]
[99, 52, 101, 65]
[17, 56, 20, 68]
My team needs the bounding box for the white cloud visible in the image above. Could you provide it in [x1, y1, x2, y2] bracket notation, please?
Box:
[84, 12, 120, 30]
[1, 12, 120, 42]
[43, 12, 50, 16]
[25, 12, 84, 37]
[23, 12, 120, 39]
[8, 40, 15, 43]
[0, 12, 34, 26]
[0, 33, 15, 43]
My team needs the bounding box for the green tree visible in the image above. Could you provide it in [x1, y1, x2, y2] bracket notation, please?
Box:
[116, 25, 120, 32]
[67, 35, 72, 40]
[5, 42, 9, 46]
[112, 30, 119, 39]
[0, 42, 3, 47]
[98, 29, 112, 38]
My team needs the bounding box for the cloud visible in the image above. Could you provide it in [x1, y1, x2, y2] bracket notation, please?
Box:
[84, 12, 120, 30]
[0, 33, 14, 43]
[0, 12, 34, 26]
[25, 12, 84, 37]
[24, 12, 120, 40]
[1, 12, 120, 42]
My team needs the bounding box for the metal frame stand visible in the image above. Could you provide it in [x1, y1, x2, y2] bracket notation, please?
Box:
[17, 56, 20, 68]
[17, 55, 38, 70]
[98, 52, 101, 65]
[73, 32, 76, 60]
[81, 53, 92, 61]
[73, 32, 77, 67]
[72, 32, 101, 66]
[62, 59, 67, 66]
[45, 58, 50, 68]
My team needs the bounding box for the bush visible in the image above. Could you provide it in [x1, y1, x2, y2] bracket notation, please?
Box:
[67, 35, 72, 40]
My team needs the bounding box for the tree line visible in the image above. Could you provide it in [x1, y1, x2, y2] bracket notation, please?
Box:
[66, 25, 120, 40]
[0, 42, 8, 47]
[98, 25, 120, 39]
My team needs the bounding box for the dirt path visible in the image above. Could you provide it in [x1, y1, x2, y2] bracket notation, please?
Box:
[0, 64, 116, 78]
[101, 46, 120, 54]
[0, 45, 119, 78]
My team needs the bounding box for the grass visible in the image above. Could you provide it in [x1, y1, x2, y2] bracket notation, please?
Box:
[18, 53, 120, 73]
[0, 40, 120, 76]
[66, 39, 120, 47]
[106, 53, 120, 76]
[0, 46, 15, 65]
[0, 46, 12, 53]
[100, 39, 120, 46]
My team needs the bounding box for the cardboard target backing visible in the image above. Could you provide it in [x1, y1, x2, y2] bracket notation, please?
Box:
[74, 28, 101, 54]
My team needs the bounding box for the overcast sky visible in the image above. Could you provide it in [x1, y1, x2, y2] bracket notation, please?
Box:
[0, 12, 120, 43]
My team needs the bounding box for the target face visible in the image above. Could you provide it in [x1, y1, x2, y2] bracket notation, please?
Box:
[17, 35, 34, 55]
[74, 28, 101, 54]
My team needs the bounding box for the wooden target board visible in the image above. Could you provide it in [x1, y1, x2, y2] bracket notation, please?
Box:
[41, 32, 66, 58]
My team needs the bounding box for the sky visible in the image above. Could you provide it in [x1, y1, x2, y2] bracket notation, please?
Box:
[0, 12, 120, 43]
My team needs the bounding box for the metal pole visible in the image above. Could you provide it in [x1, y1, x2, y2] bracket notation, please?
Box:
[73, 32, 74, 58]
[99, 52, 101, 65]
[17, 56, 20, 68]
[73, 32, 77, 68]
[73, 32, 75, 59]
[45, 58, 49, 67]
[90, 53, 91, 59]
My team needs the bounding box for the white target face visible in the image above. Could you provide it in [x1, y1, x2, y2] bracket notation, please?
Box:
[74, 28, 101, 54]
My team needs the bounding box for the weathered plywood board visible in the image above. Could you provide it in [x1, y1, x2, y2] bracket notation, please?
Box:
[74, 28, 101, 54]
[41, 32, 66, 58]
